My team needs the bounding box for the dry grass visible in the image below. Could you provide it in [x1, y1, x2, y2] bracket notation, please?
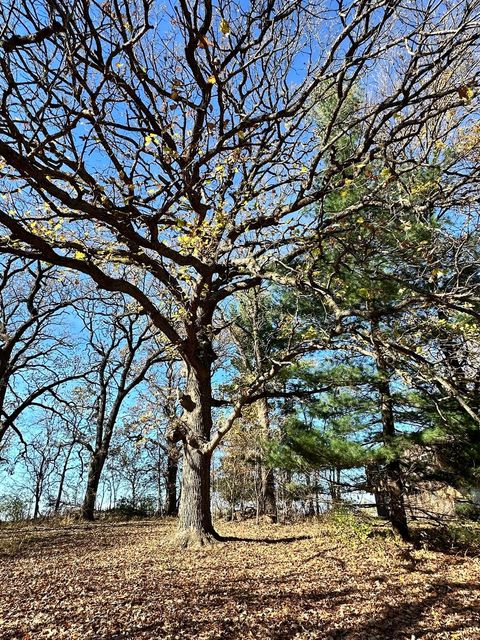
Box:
[0, 518, 479, 639]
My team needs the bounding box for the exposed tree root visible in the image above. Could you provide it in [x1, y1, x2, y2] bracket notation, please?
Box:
[171, 527, 222, 548]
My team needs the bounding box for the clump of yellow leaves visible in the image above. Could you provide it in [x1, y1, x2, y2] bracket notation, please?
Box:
[144, 133, 160, 147]
[177, 210, 228, 257]
[220, 18, 231, 35]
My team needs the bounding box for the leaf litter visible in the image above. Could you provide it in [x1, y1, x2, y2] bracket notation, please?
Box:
[0, 520, 479, 639]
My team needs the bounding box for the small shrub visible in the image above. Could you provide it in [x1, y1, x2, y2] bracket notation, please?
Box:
[411, 522, 480, 555]
[446, 523, 480, 553]
[324, 505, 374, 542]
[0, 494, 29, 523]
[105, 496, 156, 520]
[455, 501, 480, 522]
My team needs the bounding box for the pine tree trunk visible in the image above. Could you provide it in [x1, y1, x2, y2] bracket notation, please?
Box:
[250, 291, 278, 522]
[377, 378, 410, 541]
[176, 364, 219, 546]
[372, 322, 410, 542]
[385, 458, 411, 541]
[365, 462, 389, 518]
[257, 397, 277, 522]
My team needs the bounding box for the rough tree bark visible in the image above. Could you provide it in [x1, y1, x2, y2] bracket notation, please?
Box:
[373, 323, 411, 542]
[82, 453, 107, 521]
[175, 359, 219, 546]
[365, 462, 390, 518]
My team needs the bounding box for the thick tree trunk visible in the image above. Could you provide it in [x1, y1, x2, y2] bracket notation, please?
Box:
[176, 364, 219, 546]
[177, 444, 216, 544]
[82, 454, 105, 521]
[372, 322, 410, 542]
[377, 377, 410, 541]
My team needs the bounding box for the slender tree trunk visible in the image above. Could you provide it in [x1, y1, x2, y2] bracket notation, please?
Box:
[33, 486, 41, 520]
[82, 454, 105, 521]
[314, 470, 320, 515]
[111, 474, 118, 509]
[32, 458, 46, 520]
[305, 474, 315, 516]
[164, 440, 179, 516]
[176, 364, 218, 546]
[230, 484, 235, 521]
[260, 468, 277, 520]
[54, 444, 73, 513]
[328, 468, 342, 505]
[283, 469, 292, 521]
[131, 478, 137, 507]
[257, 397, 277, 522]
[33, 469, 44, 520]
[156, 442, 162, 515]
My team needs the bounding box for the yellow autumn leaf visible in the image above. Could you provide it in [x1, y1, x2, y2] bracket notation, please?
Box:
[220, 18, 231, 35]
[207, 75, 217, 85]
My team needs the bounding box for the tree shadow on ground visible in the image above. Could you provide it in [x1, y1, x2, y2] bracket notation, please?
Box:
[104, 577, 480, 640]
[219, 534, 313, 544]
[343, 579, 480, 640]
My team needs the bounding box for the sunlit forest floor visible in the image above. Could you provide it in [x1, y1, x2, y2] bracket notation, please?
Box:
[1, 517, 479, 640]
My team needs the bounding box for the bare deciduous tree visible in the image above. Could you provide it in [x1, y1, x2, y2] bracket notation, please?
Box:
[71, 295, 167, 520]
[0, 257, 82, 450]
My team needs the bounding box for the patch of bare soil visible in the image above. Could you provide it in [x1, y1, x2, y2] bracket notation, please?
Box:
[0, 519, 479, 639]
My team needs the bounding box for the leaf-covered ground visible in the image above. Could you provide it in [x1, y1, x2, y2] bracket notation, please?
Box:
[1, 518, 479, 640]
